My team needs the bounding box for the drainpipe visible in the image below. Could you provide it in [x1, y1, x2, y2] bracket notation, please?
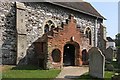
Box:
[94, 18, 98, 47]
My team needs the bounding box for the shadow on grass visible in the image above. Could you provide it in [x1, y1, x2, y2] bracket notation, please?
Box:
[76, 74, 104, 80]
[2, 78, 54, 80]
[112, 75, 120, 80]
[76, 72, 114, 80]
[11, 65, 43, 70]
[64, 75, 80, 79]
[112, 61, 120, 80]
[112, 61, 120, 69]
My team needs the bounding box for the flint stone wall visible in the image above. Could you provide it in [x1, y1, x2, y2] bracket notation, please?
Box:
[0, 2, 16, 64]
[1, 2, 102, 64]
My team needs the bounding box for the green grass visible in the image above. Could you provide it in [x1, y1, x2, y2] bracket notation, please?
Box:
[2, 65, 61, 80]
[112, 61, 120, 69]
[111, 61, 120, 74]
[77, 60, 120, 80]
[76, 71, 114, 80]
[105, 71, 114, 78]
[3, 69, 60, 78]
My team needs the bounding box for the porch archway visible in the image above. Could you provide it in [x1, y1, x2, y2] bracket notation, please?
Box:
[63, 41, 80, 66]
[63, 44, 75, 66]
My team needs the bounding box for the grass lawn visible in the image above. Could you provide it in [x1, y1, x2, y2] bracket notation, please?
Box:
[77, 60, 120, 80]
[2, 65, 61, 80]
[112, 61, 120, 69]
[76, 71, 114, 80]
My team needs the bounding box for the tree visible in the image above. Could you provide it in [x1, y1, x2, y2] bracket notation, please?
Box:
[115, 33, 120, 48]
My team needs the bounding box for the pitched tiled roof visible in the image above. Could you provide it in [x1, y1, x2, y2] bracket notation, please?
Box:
[49, 2, 105, 19]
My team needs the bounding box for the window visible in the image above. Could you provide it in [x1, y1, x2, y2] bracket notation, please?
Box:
[82, 49, 89, 65]
[51, 49, 61, 62]
[44, 24, 49, 33]
[44, 20, 55, 33]
[82, 49, 88, 61]
[85, 27, 92, 45]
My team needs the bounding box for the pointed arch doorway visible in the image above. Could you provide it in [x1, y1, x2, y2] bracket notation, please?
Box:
[63, 44, 75, 66]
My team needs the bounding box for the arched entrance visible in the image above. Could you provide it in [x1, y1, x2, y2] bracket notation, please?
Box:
[63, 44, 75, 66]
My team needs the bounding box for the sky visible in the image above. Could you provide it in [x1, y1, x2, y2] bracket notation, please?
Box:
[85, 0, 119, 39]
[118, 1, 120, 33]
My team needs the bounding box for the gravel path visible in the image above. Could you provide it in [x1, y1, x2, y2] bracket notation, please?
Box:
[55, 66, 88, 80]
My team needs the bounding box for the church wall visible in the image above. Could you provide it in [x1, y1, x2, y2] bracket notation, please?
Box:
[24, 2, 101, 65]
[46, 16, 90, 68]
[0, 2, 17, 64]
[0, 2, 103, 65]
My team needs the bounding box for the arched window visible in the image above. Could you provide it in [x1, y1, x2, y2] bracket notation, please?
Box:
[85, 27, 92, 45]
[52, 49, 61, 62]
[44, 20, 55, 33]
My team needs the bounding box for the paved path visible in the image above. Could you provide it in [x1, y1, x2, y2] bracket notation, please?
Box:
[55, 66, 88, 80]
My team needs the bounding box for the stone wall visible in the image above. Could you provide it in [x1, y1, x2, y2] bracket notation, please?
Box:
[0, 2, 103, 65]
[97, 24, 107, 53]
[24, 2, 98, 64]
[0, 2, 16, 64]
[24, 2, 99, 49]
